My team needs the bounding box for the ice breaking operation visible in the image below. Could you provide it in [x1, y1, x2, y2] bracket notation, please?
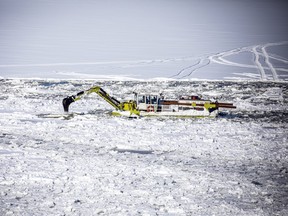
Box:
[1, 0, 288, 215]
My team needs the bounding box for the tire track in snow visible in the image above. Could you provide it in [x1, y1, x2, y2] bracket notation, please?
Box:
[252, 46, 267, 80]
[169, 42, 288, 80]
[169, 60, 201, 78]
[0, 61, 137, 68]
[269, 54, 288, 64]
[1, 42, 287, 81]
[209, 47, 259, 70]
[180, 59, 210, 79]
[0, 58, 194, 68]
[209, 41, 288, 80]
[260, 41, 288, 80]
[261, 45, 278, 81]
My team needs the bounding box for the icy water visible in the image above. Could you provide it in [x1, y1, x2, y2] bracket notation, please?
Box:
[0, 79, 287, 215]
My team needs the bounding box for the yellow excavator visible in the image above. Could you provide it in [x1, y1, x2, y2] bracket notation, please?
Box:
[63, 86, 236, 117]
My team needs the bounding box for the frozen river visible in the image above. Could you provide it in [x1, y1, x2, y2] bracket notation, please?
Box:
[0, 79, 287, 215]
[1, 1, 288, 214]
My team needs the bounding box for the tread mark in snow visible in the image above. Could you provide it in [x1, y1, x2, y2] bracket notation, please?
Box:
[253, 46, 267, 80]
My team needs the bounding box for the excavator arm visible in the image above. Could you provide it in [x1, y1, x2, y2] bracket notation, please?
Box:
[62, 86, 140, 116]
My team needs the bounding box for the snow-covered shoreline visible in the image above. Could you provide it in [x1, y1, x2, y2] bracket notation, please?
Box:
[0, 79, 287, 215]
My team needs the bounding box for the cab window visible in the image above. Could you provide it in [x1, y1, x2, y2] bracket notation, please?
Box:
[146, 95, 151, 104]
[138, 95, 145, 104]
[151, 95, 158, 104]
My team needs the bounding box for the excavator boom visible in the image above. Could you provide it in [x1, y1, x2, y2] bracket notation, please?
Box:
[63, 86, 121, 112]
[63, 86, 140, 116]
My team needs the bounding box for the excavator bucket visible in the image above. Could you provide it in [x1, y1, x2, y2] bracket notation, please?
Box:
[62, 96, 75, 112]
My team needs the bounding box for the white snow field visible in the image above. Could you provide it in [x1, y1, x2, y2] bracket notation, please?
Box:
[1, 0, 288, 81]
[0, 79, 287, 215]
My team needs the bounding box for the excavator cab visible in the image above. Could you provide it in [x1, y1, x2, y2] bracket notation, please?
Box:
[135, 93, 160, 112]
